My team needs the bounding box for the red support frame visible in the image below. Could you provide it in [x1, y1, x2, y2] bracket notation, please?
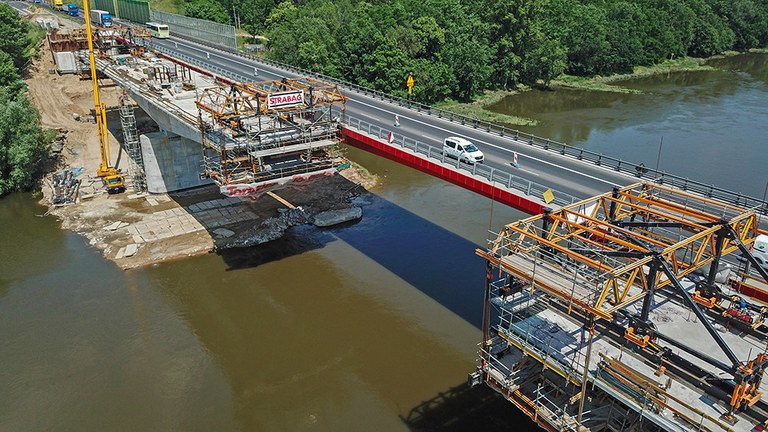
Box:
[343, 128, 546, 215]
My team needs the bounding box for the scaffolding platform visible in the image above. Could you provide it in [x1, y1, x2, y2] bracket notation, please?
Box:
[473, 182, 768, 432]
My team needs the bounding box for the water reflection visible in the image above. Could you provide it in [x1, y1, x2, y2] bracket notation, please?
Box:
[706, 52, 768, 86]
[486, 53, 768, 197]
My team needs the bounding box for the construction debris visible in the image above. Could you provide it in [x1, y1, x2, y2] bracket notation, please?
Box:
[50, 166, 84, 205]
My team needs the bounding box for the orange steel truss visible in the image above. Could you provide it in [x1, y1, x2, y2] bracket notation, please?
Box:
[195, 77, 348, 125]
[477, 182, 768, 321]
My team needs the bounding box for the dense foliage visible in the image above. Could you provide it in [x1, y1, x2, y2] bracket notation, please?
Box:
[207, 0, 768, 103]
[0, 4, 52, 196]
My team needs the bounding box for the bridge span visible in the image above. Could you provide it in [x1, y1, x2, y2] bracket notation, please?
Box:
[144, 37, 768, 215]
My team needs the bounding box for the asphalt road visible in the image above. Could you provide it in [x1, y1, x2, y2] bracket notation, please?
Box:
[4, 0, 639, 204]
[152, 37, 639, 202]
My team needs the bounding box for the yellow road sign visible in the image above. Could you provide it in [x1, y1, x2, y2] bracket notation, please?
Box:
[407, 73, 414, 94]
[543, 189, 555, 204]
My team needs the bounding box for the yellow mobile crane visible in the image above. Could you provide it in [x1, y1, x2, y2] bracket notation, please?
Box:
[84, 0, 125, 193]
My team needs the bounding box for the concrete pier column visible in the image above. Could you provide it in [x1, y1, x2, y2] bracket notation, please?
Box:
[140, 131, 212, 193]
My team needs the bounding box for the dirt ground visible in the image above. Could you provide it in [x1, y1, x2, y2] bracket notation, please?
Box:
[27, 13, 378, 270]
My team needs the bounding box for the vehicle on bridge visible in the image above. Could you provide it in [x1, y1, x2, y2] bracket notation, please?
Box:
[66, 3, 78, 16]
[443, 136, 484, 164]
[53, 0, 65, 11]
[146, 22, 169, 39]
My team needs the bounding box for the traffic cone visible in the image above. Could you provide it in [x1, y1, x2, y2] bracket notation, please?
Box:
[388, 132, 394, 143]
[513, 152, 519, 168]
[394, 115, 400, 127]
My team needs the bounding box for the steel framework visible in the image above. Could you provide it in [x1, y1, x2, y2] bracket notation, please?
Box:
[476, 182, 768, 427]
[196, 78, 348, 192]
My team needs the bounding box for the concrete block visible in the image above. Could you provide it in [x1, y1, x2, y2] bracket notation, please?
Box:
[213, 228, 235, 238]
[313, 207, 363, 227]
[124, 244, 140, 257]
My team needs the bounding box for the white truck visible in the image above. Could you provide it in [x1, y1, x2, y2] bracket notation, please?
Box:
[89, 9, 113, 27]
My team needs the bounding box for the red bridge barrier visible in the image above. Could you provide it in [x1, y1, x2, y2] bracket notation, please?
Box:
[342, 127, 546, 215]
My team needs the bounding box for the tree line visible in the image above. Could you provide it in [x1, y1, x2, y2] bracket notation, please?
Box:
[0, 4, 52, 196]
[187, 0, 768, 103]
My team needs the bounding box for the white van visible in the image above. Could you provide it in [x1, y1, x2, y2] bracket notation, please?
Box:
[443, 137, 484, 164]
[751, 234, 768, 271]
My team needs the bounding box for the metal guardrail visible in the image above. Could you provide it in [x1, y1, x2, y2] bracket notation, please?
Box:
[156, 39, 768, 215]
[346, 116, 577, 209]
[144, 39, 768, 215]
[147, 42, 251, 84]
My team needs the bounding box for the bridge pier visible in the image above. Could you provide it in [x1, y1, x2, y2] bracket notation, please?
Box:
[140, 132, 212, 193]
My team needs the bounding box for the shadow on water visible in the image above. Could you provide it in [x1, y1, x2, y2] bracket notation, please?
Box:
[217, 190, 487, 328]
[400, 381, 535, 431]
[217, 223, 339, 268]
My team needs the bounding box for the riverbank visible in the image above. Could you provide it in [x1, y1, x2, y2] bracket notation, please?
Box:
[435, 54, 736, 127]
[25, 12, 378, 270]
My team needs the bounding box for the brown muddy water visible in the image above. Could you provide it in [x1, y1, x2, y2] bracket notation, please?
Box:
[0, 146, 528, 431]
[4, 52, 767, 431]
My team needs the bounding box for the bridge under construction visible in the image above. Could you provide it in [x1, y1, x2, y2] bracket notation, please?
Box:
[471, 182, 768, 431]
[37, 15, 768, 431]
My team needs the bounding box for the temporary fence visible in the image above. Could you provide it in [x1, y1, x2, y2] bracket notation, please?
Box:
[117, 0, 150, 24]
[150, 11, 236, 50]
[90, 0, 150, 23]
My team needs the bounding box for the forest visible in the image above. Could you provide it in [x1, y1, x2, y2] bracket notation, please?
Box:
[0, 4, 51, 196]
[181, 0, 768, 103]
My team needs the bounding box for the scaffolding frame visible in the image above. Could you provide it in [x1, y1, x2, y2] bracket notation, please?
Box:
[474, 182, 768, 431]
[479, 183, 766, 321]
[118, 93, 146, 193]
[196, 77, 348, 190]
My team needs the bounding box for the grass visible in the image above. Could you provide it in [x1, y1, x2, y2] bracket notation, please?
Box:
[434, 89, 538, 127]
[433, 54, 722, 126]
[551, 56, 714, 93]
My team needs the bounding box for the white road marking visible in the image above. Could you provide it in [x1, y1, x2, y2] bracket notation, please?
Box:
[168, 39, 626, 189]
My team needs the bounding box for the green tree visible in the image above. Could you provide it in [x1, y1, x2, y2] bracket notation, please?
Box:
[0, 89, 51, 195]
[183, 0, 230, 24]
[408, 59, 454, 102]
[0, 52, 23, 95]
[519, 28, 567, 86]
[711, 0, 768, 50]
[443, 19, 492, 101]
[687, 0, 735, 57]
[481, 0, 541, 89]
[0, 4, 29, 68]
[604, 2, 647, 72]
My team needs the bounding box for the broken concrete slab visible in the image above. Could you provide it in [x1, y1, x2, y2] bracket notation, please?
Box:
[123, 243, 139, 257]
[104, 221, 129, 231]
[313, 207, 362, 227]
[212, 228, 235, 238]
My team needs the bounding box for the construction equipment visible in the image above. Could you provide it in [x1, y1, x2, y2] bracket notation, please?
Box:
[83, 0, 124, 193]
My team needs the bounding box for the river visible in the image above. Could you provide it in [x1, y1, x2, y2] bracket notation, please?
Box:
[2, 53, 766, 431]
[487, 52, 768, 197]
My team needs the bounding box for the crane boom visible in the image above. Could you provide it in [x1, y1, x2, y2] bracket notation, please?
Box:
[83, 0, 125, 193]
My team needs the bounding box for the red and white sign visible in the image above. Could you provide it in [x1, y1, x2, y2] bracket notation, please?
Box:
[221, 168, 337, 200]
[267, 90, 305, 110]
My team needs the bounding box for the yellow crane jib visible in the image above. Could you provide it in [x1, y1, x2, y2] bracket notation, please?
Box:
[83, 0, 125, 194]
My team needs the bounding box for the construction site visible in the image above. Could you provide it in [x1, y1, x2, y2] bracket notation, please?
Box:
[471, 182, 768, 431]
[31, 11, 371, 269]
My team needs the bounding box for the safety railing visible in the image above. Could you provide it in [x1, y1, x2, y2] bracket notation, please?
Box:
[148, 37, 768, 216]
[143, 39, 768, 216]
[344, 115, 578, 209]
